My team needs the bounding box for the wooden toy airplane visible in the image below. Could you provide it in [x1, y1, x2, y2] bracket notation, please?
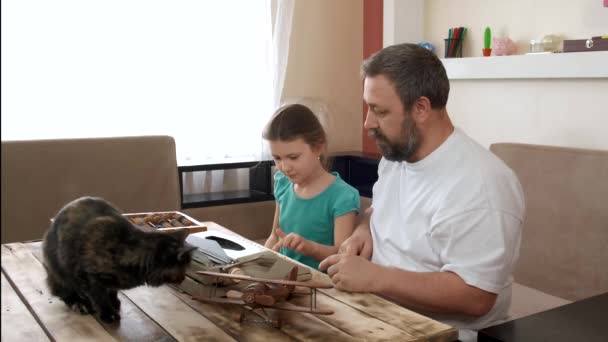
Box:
[194, 266, 333, 327]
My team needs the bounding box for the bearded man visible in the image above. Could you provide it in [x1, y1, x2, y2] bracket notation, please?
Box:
[319, 43, 525, 342]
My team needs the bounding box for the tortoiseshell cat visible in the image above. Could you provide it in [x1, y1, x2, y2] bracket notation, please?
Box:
[42, 196, 196, 323]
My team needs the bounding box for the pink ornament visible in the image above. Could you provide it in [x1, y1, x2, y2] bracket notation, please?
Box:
[492, 37, 516, 56]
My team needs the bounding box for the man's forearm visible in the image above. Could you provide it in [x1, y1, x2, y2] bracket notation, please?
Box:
[373, 267, 497, 317]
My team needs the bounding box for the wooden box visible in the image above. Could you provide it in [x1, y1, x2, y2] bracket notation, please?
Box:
[563, 38, 608, 52]
[124, 211, 207, 234]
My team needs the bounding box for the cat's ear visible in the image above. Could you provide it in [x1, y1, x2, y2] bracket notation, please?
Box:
[170, 228, 189, 243]
[178, 244, 197, 263]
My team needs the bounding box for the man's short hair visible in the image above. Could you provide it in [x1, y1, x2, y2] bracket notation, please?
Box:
[361, 43, 450, 112]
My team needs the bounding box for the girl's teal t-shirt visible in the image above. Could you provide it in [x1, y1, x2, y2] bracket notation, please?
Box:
[274, 171, 360, 269]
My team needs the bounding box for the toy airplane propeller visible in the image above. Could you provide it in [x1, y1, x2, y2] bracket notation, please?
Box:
[194, 266, 334, 327]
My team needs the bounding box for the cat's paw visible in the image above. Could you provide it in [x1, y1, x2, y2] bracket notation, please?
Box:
[110, 296, 121, 310]
[100, 310, 121, 324]
[70, 302, 94, 315]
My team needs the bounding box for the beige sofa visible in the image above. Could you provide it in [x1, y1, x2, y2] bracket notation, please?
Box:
[1, 136, 181, 243]
[1, 135, 275, 244]
[490, 143, 608, 320]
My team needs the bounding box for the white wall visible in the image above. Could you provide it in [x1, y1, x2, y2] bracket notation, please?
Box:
[282, 0, 364, 153]
[422, 0, 608, 150]
[448, 79, 608, 149]
[383, 0, 424, 46]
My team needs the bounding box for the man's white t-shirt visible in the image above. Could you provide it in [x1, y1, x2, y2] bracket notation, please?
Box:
[370, 127, 525, 339]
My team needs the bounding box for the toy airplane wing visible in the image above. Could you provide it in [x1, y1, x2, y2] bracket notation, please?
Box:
[197, 270, 333, 289]
[194, 295, 334, 315]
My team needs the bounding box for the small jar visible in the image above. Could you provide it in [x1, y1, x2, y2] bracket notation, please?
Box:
[542, 35, 561, 52]
[529, 40, 544, 53]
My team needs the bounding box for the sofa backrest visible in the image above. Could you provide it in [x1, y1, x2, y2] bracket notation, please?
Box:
[1, 135, 181, 243]
[490, 143, 608, 301]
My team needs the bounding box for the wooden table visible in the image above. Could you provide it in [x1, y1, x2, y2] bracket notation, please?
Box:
[1, 222, 457, 341]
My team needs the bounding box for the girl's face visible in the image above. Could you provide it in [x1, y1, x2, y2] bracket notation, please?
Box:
[269, 138, 322, 185]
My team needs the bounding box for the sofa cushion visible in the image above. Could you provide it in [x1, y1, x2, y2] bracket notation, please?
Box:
[1, 135, 180, 243]
[490, 143, 608, 301]
[507, 282, 571, 321]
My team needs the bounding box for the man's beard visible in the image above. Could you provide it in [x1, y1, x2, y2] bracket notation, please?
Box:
[368, 117, 419, 162]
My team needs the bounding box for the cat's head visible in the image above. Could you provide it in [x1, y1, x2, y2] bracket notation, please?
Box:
[146, 229, 196, 286]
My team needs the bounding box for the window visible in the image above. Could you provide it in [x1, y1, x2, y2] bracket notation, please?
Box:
[1, 0, 292, 164]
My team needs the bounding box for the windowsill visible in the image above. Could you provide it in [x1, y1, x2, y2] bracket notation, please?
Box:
[178, 157, 269, 170]
[182, 190, 274, 208]
[179, 160, 274, 208]
[178, 153, 382, 208]
[441, 51, 608, 79]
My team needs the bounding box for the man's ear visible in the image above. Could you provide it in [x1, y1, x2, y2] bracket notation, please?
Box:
[411, 96, 432, 123]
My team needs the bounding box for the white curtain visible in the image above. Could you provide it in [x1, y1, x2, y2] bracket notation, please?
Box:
[183, 0, 294, 195]
[272, 0, 295, 109]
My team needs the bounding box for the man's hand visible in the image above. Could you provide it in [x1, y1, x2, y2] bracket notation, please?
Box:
[319, 254, 382, 292]
[272, 228, 311, 255]
[338, 226, 373, 258]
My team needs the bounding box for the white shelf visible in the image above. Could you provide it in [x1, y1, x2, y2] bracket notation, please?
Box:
[441, 51, 608, 79]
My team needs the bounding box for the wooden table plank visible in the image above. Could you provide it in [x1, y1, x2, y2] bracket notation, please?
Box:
[121, 285, 237, 342]
[111, 293, 177, 342]
[275, 308, 359, 342]
[310, 272, 458, 342]
[174, 277, 356, 342]
[318, 287, 458, 342]
[1, 273, 50, 341]
[171, 279, 295, 341]
[289, 291, 417, 341]
[26, 242, 177, 342]
[1, 244, 115, 341]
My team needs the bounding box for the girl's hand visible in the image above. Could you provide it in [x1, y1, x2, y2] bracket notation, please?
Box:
[272, 228, 311, 255]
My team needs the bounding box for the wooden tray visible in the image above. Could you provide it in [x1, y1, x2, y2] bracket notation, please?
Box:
[563, 38, 608, 52]
[124, 211, 207, 234]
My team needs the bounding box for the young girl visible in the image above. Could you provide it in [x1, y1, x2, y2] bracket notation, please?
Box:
[263, 103, 360, 270]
